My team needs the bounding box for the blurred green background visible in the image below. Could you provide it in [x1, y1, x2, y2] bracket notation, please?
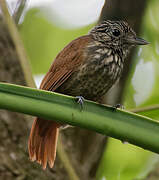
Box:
[19, 0, 159, 179]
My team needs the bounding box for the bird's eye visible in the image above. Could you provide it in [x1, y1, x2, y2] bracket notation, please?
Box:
[112, 29, 121, 37]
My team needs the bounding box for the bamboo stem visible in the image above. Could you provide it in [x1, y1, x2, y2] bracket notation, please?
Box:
[0, 83, 159, 154]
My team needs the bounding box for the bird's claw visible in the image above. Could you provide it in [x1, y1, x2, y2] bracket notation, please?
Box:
[112, 104, 124, 111]
[76, 96, 84, 110]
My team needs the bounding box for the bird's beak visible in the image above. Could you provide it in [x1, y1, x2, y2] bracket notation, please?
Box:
[125, 37, 149, 45]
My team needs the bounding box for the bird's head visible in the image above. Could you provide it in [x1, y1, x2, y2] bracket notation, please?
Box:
[90, 20, 149, 50]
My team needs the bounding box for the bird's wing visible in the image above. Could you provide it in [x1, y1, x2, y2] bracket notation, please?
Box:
[40, 35, 91, 91]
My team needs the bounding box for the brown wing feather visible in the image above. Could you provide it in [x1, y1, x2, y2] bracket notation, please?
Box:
[40, 35, 91, 91]
[40, 70, 72, 91]
[28, 35, 92, 169]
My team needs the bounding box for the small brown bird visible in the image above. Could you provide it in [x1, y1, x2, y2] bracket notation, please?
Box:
[28, 20, 148, 169]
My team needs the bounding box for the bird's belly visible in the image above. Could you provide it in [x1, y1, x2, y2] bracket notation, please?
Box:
[58, 62, 122, 101]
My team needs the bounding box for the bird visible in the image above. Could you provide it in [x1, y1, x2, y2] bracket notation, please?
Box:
[28, 20, 148, 169]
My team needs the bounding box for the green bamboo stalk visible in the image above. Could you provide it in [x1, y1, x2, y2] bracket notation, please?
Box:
[0, 82, 159, 154]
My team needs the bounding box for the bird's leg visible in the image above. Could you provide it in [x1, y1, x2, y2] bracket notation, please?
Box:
[76, 96, 85, 110]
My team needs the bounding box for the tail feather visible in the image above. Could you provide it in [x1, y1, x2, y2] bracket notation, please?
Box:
[28, 118, 59, 169]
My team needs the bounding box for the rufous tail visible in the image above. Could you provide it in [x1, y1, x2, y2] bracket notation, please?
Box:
[28, 118, 60, 169]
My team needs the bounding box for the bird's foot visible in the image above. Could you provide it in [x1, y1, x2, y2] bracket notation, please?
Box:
[76, 96, 84, 110]
[112, 104, 124, 111]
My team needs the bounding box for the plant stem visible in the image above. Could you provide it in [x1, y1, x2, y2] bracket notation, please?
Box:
[130, 104, 159, 113]
[0, 83, 159, 154]
[13, 0, 27, 24]
[0, 0, 35, 87]
[57, 135, 80, 180]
